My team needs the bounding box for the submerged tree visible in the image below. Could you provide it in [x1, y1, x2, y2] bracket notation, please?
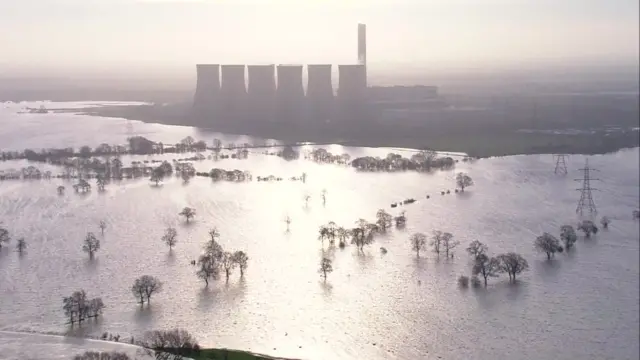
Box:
[496, 252, 529, 282]
[179, 207, 196, 223]
[472, 254, 501, 287]
[196, 254, 219, 287]
[410, 232, 427, 258]
[466, 240, 488, 260]
[534, 232, 563, 260]
[442, 233, 459, 257]
[162, 227, 178, 250]
[319, 257, 333, 281]
[375, 209, 393, 232]
[221, 252, 237, 282]
[232, 251, 249, 277]
[336, 227, 350, 248]
[82, 232, 100, 258]
[99, 220, 107, 235]
[131, 275, 163, 304]
[430, 230, 452, 256]
[62, 290, 104, 325]
[96, 176, 106, 191]
[456, 172, 474, 192]
[57, 185, 66, 195]
[351, 220, 375, 252]
[0, 227, 10, 249]
[16, 238, 26, 253]
[560, 225, 578, 250]
[578, 220, 599, 237]
[600, 216, 611, 229]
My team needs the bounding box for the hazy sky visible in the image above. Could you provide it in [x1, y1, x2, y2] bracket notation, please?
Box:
[0, 0, 638, 74]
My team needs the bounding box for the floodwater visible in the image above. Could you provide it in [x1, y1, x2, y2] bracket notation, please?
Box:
[0, 102, 638, 360]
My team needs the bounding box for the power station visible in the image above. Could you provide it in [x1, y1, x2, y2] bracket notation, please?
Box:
[193, 24, 438, 124]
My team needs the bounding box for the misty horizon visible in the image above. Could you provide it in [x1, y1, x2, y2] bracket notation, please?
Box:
[1, 0, 637, 75]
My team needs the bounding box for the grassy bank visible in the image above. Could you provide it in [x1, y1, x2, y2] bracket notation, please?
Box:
[165, 348, 297, 360]
[71, 104, 639, 158]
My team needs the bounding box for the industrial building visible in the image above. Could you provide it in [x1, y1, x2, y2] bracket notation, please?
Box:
[192, 23, 439, 125]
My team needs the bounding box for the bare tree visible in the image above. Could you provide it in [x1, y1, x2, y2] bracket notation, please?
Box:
[351, 220, 375, 252]
[321, 189, 327, 205]
[179, 207, 195, 223]
[336, 227, 350, 248]
[16, 238, 26, 253]
[140, 329, 200, 360]
[63, 290, 104, 325]
[162, 227, 178, 250]
[232, 251, 249, 277]
[318, 225, 330, 246]
[472, 254, 501, 287]
[534, 232, 563, 260]
[375, 209, 393, 232]
[99, 220, 107, 235]
[600, 216, 611, 229]
[82, 232, 100, 258]
[456, 172, 474, 192]
[303, 194, 311, 207]
[410, 232, 427, 258]
[430, 230, 452, 256]
[442, 233, 459, 257]
[63, 290, 86, 325]
[466, 240, 488, 259]
[560, 225, 578, 250]
[578, 220, 599, 237]
[204, 229, 223, 259]
[132, 275, 163, 304]
[496, 253, 529, 282]
[87, 298, 105, 319]
[221, 252, 236, 282]
[0, 227, 10, 249]
[319, 257, 333, 280]
[196, 254, 219, 287]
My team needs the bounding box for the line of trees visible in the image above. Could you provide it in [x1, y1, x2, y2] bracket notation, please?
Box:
[62, 290, 105, 325]
[410, 230, 460, 258]
[318, 209, 407, 251]
[460, 241, 529, 287]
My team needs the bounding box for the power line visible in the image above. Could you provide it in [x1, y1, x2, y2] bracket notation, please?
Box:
[575, 158, 600, 215]
[553, 154, 569, 175]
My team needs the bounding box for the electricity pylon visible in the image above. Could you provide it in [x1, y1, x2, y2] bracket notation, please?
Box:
[575, 158, 599, 215]
[553, 154, 569, 175]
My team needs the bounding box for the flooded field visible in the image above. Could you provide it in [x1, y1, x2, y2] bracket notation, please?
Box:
[0, 102, 638, 360]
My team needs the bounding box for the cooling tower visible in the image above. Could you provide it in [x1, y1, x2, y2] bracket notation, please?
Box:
[338, 64, 366, 101]
[276, 65, 304, 122]
[193, 64, 220, 110]
[219, 65, 247, 121]
[276, 65, 304, 100]
[307, 64, 333, 121]
[338, 64, 367, 121]
[247, 65, 276, 121]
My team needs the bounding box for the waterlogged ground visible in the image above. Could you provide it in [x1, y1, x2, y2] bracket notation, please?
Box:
[0, 102, 638, 360]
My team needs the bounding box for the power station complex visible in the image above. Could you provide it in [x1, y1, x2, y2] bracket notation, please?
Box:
[192, 24, 438, 124]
